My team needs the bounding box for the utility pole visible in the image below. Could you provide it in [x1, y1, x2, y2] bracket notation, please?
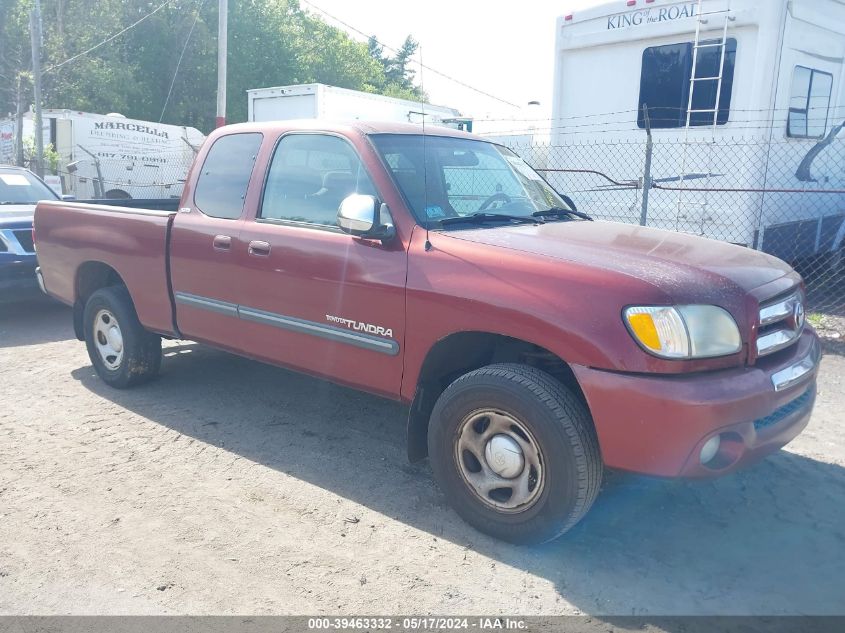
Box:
[639, 104, 653, 227]
[216, 0, 227, 128]
[29, 0, 44, 177]
[15, 74, 25, 167]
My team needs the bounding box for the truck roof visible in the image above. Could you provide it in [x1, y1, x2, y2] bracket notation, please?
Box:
[218, 119, 481, 141]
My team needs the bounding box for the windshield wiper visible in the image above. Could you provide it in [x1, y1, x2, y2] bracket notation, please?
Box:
[532, 207, 593, 221]
[0, 201, 34, 205]
[440, 212, 541, 227]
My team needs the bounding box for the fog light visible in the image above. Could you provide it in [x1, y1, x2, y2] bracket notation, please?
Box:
[700, 435, 721, 465]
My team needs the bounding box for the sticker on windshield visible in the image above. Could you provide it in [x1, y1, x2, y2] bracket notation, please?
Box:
[0, 174, 29, 186]
[426, 204, 445, 219]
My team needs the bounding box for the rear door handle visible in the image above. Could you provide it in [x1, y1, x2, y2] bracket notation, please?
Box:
[213, 235, 231, 251]
[248, 240, 271, 257]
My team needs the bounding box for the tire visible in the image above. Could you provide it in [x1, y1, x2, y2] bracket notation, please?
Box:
[427, 363, 602, 544]
[83, 286, 161, 388]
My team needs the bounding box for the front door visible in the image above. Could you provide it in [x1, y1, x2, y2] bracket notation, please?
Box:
[236, 133, 407, 398]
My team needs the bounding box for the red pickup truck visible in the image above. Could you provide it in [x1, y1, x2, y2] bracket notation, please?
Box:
[34, 121, 820, 544]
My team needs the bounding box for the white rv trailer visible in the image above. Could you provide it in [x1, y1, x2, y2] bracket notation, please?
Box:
[247, 83, 472, 131]
[11, 110, 206, 199]
[550, 0, 845, 263]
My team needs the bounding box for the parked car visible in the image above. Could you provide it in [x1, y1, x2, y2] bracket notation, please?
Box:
[0, 165, 59, 301]
[33, 121, 820, 544]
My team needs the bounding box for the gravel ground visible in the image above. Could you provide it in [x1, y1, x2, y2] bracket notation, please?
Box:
[1, 297, 844, 616]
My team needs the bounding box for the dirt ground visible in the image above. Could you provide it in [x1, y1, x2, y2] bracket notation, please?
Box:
[1, 297, 844, 616]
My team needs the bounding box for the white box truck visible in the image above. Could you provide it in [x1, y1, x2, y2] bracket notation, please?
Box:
[9, 110, 206, 200]
[247, 83, 471, 131]
[547, 0, 845, 265]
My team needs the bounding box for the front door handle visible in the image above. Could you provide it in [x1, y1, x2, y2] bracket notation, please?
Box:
[213, 235, 232, 251]
[248, 240, 271, 257]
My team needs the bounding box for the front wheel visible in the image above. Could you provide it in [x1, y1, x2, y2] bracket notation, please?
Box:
[83, 286, 161, 388]
[428, 363, 602, 544]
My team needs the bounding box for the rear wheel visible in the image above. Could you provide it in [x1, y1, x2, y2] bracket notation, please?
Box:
[428, 363, 602, 544]
[83, 286, 161, 388]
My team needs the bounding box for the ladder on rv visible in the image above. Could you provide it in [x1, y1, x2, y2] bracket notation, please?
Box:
[674, 0, 735, 234]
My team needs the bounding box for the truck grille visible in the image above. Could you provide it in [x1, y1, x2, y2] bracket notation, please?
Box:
[753, 388, 812, 431]
[756, 288, 805, 357]
[13, 229, 35, 253]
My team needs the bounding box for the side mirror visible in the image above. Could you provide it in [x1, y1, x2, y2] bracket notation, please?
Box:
[337, 194, 395, 242]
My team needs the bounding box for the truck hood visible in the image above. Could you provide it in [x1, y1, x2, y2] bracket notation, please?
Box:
[0, 205, 36, 227]
[444, 220, 793, 296]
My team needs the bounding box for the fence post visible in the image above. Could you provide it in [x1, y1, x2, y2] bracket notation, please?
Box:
[640, 104, 653, 226]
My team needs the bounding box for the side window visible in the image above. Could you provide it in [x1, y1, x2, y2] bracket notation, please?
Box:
[259, 134, 377, 227]
[637, 38, 737, 129]
[194, 133, 263, 219]
[787, 66, 833, 139]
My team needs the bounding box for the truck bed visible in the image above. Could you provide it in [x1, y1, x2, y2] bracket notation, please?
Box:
[35, 201, 178, 337]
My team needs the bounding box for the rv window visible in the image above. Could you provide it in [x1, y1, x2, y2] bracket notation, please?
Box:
[637, 38, 736, 129]
[787, 66, 833, 139]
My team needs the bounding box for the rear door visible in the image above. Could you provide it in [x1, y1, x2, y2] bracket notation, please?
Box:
[169, 132, 263, 348]
[235, 132, 407, 398]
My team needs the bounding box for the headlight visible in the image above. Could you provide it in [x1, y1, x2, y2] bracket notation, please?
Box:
[624, 305, 742, 359]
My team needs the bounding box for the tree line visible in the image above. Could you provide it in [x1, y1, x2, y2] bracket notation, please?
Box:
[0, 0, 424, 133]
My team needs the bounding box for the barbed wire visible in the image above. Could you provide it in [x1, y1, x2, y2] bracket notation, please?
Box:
[477, 122, 845, 137]
[472, 104, 845, 124]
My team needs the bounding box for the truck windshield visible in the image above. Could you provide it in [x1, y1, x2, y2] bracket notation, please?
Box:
[0, 170, 59, 206]
[370, 134, 572, 229]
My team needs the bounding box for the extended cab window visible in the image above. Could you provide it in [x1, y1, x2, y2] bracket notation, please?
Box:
[194, 133, 263, 219]
[787, 66, 833, 139]
[259, 134, 377, 227]
[637, 38, 736, 128]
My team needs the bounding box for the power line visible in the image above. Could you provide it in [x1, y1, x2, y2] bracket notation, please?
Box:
[43, 0, 175, 74]
[299, 0, 520, 109]
[159, 0, 207, 122]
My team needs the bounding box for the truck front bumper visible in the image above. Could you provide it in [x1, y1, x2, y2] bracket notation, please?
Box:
[0, 260, 41, 301]
[572, 329, 821, 478]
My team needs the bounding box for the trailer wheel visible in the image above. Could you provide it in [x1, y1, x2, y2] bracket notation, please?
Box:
[83, 286, 161, 388]
[427, 363, 602, 544]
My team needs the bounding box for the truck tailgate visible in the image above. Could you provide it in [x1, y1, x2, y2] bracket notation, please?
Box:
[35, 201, 177, 336]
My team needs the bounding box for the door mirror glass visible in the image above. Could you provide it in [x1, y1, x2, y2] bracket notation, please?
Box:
[338, 194, 395, 242]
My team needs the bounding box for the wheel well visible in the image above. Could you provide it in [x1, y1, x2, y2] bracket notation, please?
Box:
[104, 189, 131, 200]
[407, 331, 587, 462]
[72, 262, 126, 340]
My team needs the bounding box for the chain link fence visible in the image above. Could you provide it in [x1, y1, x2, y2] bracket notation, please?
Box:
[23, 150, 195, 201]
[496, 135, 845, 315]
